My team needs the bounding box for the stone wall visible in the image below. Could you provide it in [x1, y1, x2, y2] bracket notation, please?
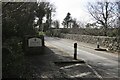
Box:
[60, 33, 120, 52]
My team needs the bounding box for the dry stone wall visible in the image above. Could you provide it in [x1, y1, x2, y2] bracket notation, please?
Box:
[60, 33, 120, 52]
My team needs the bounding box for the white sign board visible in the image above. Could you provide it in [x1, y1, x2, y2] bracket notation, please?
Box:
[28, 38, 42, 47]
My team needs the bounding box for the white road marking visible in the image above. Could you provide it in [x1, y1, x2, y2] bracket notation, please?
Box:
[87, 64, 103, 79]
[70, 72, 92, 78]
[60, 64, 83, 69]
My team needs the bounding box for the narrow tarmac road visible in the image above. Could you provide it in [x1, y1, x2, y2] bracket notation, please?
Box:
[45, 37, 119, 78]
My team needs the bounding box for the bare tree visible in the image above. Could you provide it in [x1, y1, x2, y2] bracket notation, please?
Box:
[87, 1, 117, 36]
[116, 1, 120, 37]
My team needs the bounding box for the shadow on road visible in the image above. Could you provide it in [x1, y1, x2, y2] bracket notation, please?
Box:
[23, 46, 101, 80]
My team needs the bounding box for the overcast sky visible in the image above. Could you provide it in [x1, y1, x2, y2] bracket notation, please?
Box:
[47, 0, 117, 27]
[49, 0, 94, 24]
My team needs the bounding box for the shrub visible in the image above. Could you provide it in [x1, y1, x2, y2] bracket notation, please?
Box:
[2, 37, 25, 78]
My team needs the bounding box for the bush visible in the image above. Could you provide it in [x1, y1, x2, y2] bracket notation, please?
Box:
[2, 37, 25, 78]
[107, 29, 118, 37]
[38, 31, 45, 36]
[45, 30, 53, 36]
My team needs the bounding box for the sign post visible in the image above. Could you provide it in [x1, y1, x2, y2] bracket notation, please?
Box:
[23, 35, 44, 55]
[74, 43, 77, 60]
[28, 38, 42, 47]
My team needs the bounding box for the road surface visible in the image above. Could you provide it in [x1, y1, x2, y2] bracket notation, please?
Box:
[45, 37, 119, 78]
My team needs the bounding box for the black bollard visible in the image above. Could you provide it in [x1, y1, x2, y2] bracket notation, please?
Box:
[97, 42, 100, 48]
[74, 43, 77, 60]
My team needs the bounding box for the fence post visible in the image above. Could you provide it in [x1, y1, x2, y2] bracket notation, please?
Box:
[74, 43, 77, 60]
[97, 42, 100, 48]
